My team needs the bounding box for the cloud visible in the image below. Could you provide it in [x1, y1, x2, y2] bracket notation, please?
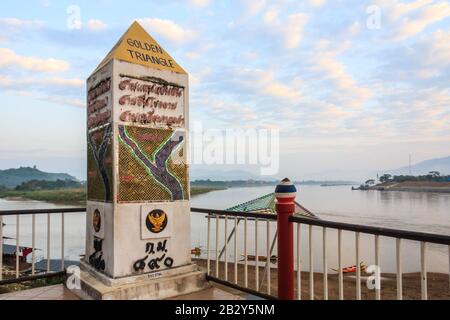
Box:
[263, 5, 280, 24]
[189, 66, 211, 87]
[263, 9, 309, 49]
[0, 74, 84, 109]
[0, 75, 83, 88]
[0, 18, 44, 28]
[346, 21, 361, 37]
[40, 0, 51, 7]
[283, 13, 309, 49]
[232, 68, 302, 101]
[189, 0, 212, 7]
[392, 1, 450, 40]
[0, 48, 69, 72]
[422, 29, 450, 67]
[0, 87, 84, 108]
[242, 0, 267, 18]
[308, 0, 326, 7]
[375, 28, 450, 84]
[377, 0, 432, 22]
[42, 95, 84, 108]
[86, 19, 107, 31]
[198, 96, 259, 123]
[309, 41, 372, 108]
[0, 18, 45, 42]
[376, 0, 450, 40]
[184, 41, 215, 60]
[137, 18, 196, 45]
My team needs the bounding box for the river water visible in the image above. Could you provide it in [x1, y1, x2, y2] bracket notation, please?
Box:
[1, 185, 449, 273]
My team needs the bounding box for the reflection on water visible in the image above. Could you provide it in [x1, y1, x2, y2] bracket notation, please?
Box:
[1, 185, 449, 273]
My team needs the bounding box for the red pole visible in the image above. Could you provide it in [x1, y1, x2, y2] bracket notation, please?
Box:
[275, 178, 296, 300]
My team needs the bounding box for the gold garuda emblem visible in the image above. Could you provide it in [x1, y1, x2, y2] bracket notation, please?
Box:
[146, 209, 168, 233]
[92, 209, 101, 233]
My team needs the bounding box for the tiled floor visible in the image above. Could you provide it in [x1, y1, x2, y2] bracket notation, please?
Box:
[0, 285, 80, 300]
[166, 287, 244, 300]
[0, 284, 246, 300]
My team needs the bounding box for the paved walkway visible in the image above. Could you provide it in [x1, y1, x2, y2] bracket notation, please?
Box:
[0, 284, 248, 300]
[0, 285, 79, 300]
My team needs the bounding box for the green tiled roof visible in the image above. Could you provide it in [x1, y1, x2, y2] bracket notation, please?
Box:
[227, 192, 318, 219]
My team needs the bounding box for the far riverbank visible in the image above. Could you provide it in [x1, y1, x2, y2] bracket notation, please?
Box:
[0, 186, 225, 205]
[369, 181, 450, 193]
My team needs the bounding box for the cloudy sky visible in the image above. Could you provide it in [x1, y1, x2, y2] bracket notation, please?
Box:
[0, 0, 449, 180]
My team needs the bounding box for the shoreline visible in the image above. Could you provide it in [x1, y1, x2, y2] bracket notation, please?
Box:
[0, 186, 224, 206]
[370, 184, 450, 193]
[374, 187, 450, 193]
[0, 196, 85, 206]
[353, 181, 450, 193]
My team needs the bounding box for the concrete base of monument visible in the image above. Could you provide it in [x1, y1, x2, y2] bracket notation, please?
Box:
[68, 260, 210, 300]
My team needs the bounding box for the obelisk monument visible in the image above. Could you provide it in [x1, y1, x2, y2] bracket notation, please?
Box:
[76, 21, 207, 300]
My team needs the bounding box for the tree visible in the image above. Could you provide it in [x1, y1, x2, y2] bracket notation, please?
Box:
[365, 179, 375, 185]
[379, 174, 392, 183]
[429, 171, 440, 178]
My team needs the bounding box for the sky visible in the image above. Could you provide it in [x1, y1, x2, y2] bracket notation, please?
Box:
[0, 0, 449, 180]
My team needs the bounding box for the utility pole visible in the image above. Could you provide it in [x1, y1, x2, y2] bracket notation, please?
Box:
[409, 154, 412, 175]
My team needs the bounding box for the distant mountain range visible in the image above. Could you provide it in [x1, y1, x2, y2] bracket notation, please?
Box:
[387, 156, 450, 176]
[191, 166, 265, 181]
[0, 166, 77, 188]
[1, 155, 447, 189]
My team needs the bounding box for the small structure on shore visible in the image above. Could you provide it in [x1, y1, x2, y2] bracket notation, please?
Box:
[226, 192, 318, 219]
[199, 192, 318, 265]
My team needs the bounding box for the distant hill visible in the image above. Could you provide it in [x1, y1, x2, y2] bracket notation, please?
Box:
[388, 156, 450, 176]
[191, 166, 265, 181]
[0, 166, 77, 188]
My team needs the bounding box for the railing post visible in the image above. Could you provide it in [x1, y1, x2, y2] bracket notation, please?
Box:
[0, 215, 3, 281]
[275, 178, 296, 300]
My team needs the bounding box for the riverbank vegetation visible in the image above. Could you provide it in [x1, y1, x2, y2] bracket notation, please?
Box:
[356, 171, 450, 192]
[0, 188, 86, 204]
[0, 180, 225, 205]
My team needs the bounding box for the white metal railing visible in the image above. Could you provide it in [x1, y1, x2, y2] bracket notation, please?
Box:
[290, 215, 450, 301]
[2, 206, 449, 301]
[197, 208, 277, 299]
[0, 208, 85, 285]
[193, 207, 450, 300]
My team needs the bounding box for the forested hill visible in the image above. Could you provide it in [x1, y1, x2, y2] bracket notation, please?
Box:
[0, 166, 77, 188]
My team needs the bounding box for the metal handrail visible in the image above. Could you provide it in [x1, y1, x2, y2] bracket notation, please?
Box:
[0, 271, 65, 286]
[206, 274, 277, 300]
[1, 205, 448, 301]
[289, 215, 450, 245]
[193, 207, 450, 245]
[194, 206, 450, 301]
[191, 207, 277, 220]
[0, 207, 86, 286]
[0, 208, 86, 216]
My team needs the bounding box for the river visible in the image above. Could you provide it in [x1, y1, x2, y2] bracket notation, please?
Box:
[1, 185, 449, 273]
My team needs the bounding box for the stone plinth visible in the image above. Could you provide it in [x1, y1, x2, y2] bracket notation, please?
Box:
[69, 260, 209, 300]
